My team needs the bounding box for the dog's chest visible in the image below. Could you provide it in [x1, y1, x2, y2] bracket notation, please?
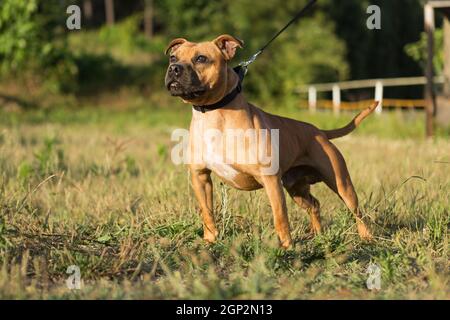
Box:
[190, 113, 259, 189]
[203, 141, 239, 181]
[203, 145, 261, 190]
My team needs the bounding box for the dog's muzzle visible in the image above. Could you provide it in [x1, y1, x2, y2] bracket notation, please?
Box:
[165, 63, 206, 99]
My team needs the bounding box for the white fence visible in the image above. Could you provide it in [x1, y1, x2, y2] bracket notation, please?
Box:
[296, 76, 445, 114]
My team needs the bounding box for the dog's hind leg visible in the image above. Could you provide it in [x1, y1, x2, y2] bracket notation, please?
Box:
[285, 182, 322, 235]
[309, 136, 373, 241]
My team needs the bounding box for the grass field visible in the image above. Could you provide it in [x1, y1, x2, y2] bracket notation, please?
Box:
[0, 106, 448, 299]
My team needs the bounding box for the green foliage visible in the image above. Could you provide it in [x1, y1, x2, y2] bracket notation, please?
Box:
[99, 14, 156, 54]
[405, 29, 444, 75]
[32, 136, 66, 177]
[0, 0, 429, 102]
[17, 161, 33, 185]
[67, 15, 165, 95]
[270, 15, 348, 95]
[0, 1, 39, 74]
[0, 0, 77, 92]
[124, 155, 140, 177]
[158, 0, 348, 99]
[425, 210, 449, 247]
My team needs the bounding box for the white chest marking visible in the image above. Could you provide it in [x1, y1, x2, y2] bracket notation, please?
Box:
[204, 142, 239, 182]
[193, 112, 240, 184]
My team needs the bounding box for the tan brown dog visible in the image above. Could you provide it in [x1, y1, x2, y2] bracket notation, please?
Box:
[165, 35, 378, 248]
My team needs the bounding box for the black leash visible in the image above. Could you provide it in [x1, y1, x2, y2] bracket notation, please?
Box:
[193, 0, 317, 112]
[238, 0, 317, 73]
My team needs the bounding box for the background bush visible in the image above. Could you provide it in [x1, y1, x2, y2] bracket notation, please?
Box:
[0, 0, 78, 93]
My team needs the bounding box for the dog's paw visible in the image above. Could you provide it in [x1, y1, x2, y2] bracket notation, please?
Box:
[357, 224, 373, 242]
[203, 229, 219, 243]
[279, 238, 293, 250]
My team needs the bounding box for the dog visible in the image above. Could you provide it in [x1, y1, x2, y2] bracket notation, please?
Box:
[165, 34, 377, 248]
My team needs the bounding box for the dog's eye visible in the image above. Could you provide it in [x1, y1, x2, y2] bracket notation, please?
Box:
[195, 55, 208, 63]
[169, 55, 177, 63]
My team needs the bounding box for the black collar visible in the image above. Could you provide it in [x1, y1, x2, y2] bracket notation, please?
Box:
[192, 66, 245, 113]
[193, 82, 241, 113]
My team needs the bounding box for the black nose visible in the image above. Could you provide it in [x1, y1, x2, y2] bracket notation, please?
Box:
[168, 64, 183, 77]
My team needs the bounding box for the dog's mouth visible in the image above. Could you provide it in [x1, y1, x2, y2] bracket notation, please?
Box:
[167, 81, 206, 100]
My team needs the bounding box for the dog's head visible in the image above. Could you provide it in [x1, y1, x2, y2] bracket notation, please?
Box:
[164, 35, 243, 105]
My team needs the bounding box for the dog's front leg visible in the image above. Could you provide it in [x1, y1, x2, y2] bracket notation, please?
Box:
[261, 175, 292, 249]
[190, 167, 218, 243]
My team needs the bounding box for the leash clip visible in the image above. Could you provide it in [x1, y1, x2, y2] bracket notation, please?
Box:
[238, 50, 262, 75]
[236, 0, 316, 76]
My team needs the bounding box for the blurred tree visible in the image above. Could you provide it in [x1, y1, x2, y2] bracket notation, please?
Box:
[156, 0, 348, 100]
[105, 0, 115, 25]
[0, 0, 429, 102]
[0, 1, 40, 75]
[0, 0, 77, 92]
[83, 0, 93, 23]
[320, 0, 370, 80]
[83, 0, 93, 19]
[322, 0, 423, 80]
[144, 0, 154, 38]
[405, 28, 444, 75]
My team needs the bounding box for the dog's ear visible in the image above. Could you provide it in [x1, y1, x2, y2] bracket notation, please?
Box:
[165, 38, 187, 55]
[213, 35, 244, 60]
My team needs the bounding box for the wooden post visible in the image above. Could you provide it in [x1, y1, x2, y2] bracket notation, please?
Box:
[144, 0, 154, 38]
[424, 3, 435, 138]
[375, 81, 383, 114]
[105, 0, 115, 25]
[444, 16, 450, 97]
[332, 84, 341, 115]
[308, 86, 317, 113]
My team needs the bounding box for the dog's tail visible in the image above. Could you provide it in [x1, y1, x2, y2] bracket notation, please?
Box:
[322, 101, 379, 140]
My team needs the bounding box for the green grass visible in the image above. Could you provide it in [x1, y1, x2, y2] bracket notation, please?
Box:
[2, 104, 449, 138]
[0, 107, 448, 299]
